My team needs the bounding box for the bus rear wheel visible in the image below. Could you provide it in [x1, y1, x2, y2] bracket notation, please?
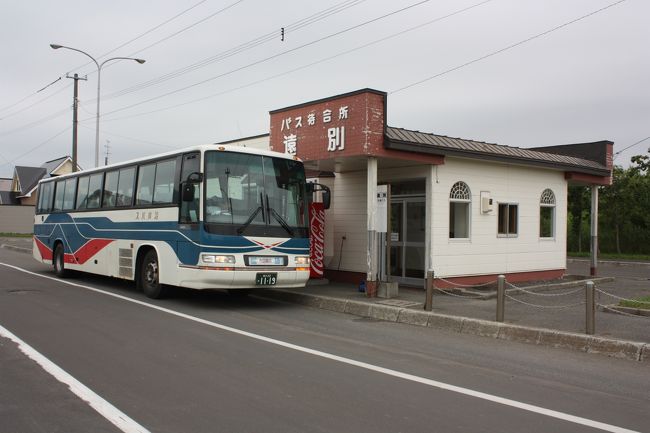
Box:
[140, 249, 168, 299]
[53, 243, 68, 278]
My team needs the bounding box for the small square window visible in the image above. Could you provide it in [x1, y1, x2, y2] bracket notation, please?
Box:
[498, 203, 518, 237]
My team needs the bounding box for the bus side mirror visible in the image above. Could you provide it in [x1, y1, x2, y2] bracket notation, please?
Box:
[307, 183, 331, 210]
[182, 183, 195, 202]
[186, 172, 203, 183]
[322, 187, 331, 210]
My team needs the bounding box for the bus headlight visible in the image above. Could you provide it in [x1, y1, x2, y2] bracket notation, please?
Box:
[295, 256, 310, 271]
[201, 254, 235, 265]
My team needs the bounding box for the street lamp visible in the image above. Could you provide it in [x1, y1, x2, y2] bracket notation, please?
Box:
[50, 44, 145, 167]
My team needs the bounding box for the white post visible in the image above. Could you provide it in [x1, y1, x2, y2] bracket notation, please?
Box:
[590, 185, 599, 276]
[366, 157, 378, 297]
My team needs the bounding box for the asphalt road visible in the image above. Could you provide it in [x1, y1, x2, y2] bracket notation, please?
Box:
[1, 248, 648, 433]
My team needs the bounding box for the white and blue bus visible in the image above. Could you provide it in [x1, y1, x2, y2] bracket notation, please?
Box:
[33, 144, 329, 298]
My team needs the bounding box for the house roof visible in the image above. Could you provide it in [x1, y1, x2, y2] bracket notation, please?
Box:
[14, 166, 47, 197]
[41, 156, 72, 176]
[384, 127, 610, 177]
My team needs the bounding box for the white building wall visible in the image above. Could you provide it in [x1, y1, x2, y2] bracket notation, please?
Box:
[328, 170, 369, 273]
[326, 158, 567, 279]
[430, 157, 567, 278]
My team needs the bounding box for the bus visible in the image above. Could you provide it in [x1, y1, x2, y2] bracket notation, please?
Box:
[33, 144, 329, 299]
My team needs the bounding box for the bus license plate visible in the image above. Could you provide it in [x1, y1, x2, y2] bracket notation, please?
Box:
[256, 273, 277, 286]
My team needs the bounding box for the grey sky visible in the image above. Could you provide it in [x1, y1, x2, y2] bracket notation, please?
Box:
[1, 0, 648, 177]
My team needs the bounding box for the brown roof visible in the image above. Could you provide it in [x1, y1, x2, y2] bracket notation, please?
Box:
[384, 127, 610, 177]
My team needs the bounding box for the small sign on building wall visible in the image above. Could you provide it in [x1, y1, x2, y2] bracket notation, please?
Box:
[376, 184, 388, 233]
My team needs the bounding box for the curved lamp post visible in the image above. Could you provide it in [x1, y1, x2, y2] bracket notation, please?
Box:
[50, 44, 145, 167]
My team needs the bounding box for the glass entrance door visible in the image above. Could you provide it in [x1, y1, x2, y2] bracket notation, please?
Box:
[389, 197, 425, 286]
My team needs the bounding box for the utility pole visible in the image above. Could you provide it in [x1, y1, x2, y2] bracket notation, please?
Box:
[66, 73, 87, 172]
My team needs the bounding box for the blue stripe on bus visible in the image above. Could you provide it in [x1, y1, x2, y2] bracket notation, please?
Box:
[35, 214, 309, 265]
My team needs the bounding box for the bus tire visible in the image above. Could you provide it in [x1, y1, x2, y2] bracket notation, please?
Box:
[140, 249, 167, 299]
[53, 243, 68, 278]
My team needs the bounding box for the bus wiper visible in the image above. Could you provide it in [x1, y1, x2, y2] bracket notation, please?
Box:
[236, 206, 263, 235]
[237, 193, 266, 235]
[265, 194, 294, 237]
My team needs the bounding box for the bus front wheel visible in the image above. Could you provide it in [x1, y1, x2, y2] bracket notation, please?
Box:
[53, 243, 68, 278]
[140, 249, 168, 299]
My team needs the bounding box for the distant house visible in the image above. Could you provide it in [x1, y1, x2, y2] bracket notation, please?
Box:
[5, 156, 79, 206]
[0, 177, 15, 205]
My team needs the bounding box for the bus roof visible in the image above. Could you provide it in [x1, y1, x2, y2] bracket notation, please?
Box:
[38, 144, 300, 183]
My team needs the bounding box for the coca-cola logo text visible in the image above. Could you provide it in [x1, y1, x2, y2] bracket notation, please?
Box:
[309, 203, 325, 278]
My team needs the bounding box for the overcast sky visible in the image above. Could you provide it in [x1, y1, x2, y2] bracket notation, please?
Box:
[1, 0, 648, 178]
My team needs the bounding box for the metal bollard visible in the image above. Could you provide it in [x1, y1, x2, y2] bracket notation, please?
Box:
[496, 275, 505, 322]
[586, 281, 595, 335]
[424, 270, 434, 311]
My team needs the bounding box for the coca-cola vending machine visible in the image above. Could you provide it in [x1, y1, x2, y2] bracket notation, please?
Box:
[309, 202, 325, 279]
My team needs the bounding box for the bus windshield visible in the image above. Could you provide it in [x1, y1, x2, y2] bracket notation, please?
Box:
[204, 151, 308, 236]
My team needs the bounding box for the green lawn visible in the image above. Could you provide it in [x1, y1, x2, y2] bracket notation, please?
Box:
[568, 252, 650, 261]
[0, 233, 33, 238]
[619, 296, 650, 310]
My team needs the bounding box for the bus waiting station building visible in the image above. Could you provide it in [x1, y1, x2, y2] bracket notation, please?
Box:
[227, 89, 613, 292]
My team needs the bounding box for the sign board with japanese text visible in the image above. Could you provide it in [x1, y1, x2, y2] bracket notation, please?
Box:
[269, 89, 387, 162]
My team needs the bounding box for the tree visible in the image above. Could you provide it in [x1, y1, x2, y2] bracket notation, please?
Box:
[568, 151, 650, 255]
[598, 151, 650, 254]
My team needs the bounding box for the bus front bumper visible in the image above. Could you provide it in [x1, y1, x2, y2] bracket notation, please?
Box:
[176, 266, 310, 290]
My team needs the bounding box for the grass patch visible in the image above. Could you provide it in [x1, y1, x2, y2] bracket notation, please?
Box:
[619, 296, 650, 310]
[0, 233, 32, 238]
[568, 252, 650, 261]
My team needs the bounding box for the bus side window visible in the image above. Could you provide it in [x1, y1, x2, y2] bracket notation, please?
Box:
[76, 176, 90, 210]
[53, 180, 65, 211]
[62, 177, 77, 210]
[37, 182, 54, 214]
[87, 173, 103, 209]
[153, 159, 176, 204]
[180, 152, 200, 224]
[116, 167, 136, 207]
[137, 163, 156, 206]
[103, 171, 118, 208]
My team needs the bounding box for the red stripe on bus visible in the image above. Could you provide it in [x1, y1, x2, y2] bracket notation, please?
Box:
[34, 237, 53, 261]
[72, 239, 114, 264]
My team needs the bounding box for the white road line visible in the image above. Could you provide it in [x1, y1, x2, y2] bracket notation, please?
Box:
[0, 323, 150, 433]
[0, 262, 641, 433]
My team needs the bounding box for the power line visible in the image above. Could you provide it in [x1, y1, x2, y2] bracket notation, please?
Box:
[390, 0, 627, 95]
[100, 0, 366, 102]
[120, 0, 245, 61]
[0, 107, 70, 138]
[0, 126, 72, 170]
[0, 78, 66, 117]
[78, 123, 180, 150]
[0, 0, 220, 119]
[100, 0, 432, 118]
[613, 136, 650, 159]
[69, 0, 222, 76]
[98, 0, 495, 123]
[0, 83, 72, 122]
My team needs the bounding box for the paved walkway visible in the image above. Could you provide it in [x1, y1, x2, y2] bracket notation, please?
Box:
[3, 236, 649, 361]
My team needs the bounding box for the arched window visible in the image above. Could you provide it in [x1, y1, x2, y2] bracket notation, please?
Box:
[449, 181, 471, 239]
[540, 188, 556, 238]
